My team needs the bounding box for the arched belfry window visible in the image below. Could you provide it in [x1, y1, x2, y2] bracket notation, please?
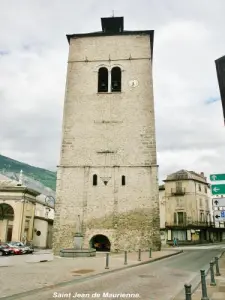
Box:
[122, 175, 126, 186]
[98, 67, 108, 92]
[111, 67, 121, 92]
[93, 174, 98, 186]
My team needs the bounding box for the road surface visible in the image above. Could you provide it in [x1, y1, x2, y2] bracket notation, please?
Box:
[2, 248, 223, 300]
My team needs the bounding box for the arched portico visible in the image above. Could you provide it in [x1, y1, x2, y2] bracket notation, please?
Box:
[90, 234, 111, 252]
[0, 203, 14, 242]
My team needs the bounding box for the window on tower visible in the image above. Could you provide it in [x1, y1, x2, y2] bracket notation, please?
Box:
[98, 67, 108, 92]
[122, 175, 126, 186]
[111, 67, 121, 92]
[93, 174, 98, 186]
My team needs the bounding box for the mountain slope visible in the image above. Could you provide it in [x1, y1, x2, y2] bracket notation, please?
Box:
[0, 154, 57, 191]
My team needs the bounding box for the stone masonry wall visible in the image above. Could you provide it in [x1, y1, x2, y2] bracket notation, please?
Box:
[52, 33, 161, 254]
[53, 165, 161, 254]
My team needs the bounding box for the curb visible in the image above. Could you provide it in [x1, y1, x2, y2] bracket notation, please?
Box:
[166, 242, 225, 248]
[0, 250, 183, 300]
[174, 250, 225, 300]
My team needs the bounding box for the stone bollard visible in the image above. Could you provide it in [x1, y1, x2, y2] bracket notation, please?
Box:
[184, 284, 192, 300]
[210, 261, 216, 286]
[200, 270, 209, 300]
[105, 253, 109, 269]
[124, 251, 127, 265]
[149, 248, 152, 258]
[138, 249, 141, 261]
[214, 257, 221, 276]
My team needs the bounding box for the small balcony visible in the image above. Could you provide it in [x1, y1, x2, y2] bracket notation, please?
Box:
[165, 221, 214, 228]
[171, 188, 186, 196]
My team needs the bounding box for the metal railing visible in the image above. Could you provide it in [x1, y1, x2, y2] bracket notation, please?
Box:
[165, 221, 214, 227]
[171, 188, 186, 195]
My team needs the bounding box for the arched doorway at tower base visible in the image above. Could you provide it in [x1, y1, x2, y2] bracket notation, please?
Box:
[90, 234, 111, 252]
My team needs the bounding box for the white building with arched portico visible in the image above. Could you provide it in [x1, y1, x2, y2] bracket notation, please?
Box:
[0, 174, 39, 243]
[0, 174, 55, 248]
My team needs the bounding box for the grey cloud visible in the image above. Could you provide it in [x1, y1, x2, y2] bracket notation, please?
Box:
[1, 0, 225, 181]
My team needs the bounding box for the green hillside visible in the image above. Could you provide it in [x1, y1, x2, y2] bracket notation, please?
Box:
[0, 154, 57, 191]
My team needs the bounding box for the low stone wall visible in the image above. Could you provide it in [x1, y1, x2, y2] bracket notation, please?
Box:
[59, 248, 96, 257]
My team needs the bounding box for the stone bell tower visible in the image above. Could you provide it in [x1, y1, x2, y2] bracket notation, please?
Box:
[53, 16, 161, 254]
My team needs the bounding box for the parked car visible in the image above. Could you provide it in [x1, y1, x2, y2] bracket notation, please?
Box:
[5, 243, 23, 255]
[7, 242, 34, 254]
[0, 245, 13, 256]
[1, 244, 15, 255]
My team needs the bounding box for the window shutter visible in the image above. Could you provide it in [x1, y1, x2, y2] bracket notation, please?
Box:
[184, 212, 187, 225]
[174, 212, 177, 224]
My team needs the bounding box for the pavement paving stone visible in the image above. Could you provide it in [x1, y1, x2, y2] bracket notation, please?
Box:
[218, 281, 225, 292]
[0, 250, 178, 298]
[211, 292, 225, 300]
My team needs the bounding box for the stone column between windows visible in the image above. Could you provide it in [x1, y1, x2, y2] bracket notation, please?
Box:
[108, 69, 111, 92]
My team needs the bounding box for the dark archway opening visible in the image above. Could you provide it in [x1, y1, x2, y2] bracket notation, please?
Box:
[93, 174, 98, 186]
[98, 67, 108, 92]
[90, 234, 111, 252]
[111, 67, 121, 92]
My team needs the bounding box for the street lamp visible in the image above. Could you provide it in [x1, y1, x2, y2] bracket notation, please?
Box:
[44, 196, 55, 218]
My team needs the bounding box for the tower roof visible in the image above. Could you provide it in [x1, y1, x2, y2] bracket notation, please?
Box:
[163, 169, 208, 184]
[101, 17, 124, 33]
[66, 17, 154, 58]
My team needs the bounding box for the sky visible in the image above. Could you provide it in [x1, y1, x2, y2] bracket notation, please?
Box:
[0, 0, 225, 183]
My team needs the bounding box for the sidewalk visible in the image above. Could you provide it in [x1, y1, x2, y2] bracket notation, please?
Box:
[191, 252, 225, 300]
[162, 242, 225, 249]
[0, 249, 182, 298]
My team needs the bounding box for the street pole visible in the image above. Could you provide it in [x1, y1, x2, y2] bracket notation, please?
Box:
[105, 253, 109, 269]
[184, 284, 192, 300]
[124, 251, 127, 265]
[138, 249, 141, 261]
[210, 261, 216, 286]
[200, 270, 209, 300]
[214, 257, 221, 276]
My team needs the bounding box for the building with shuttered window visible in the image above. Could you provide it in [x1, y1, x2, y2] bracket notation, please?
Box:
[160, 170, 213, 244]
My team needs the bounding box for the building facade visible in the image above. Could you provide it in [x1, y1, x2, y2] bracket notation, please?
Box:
[53, 16, 161, 254]
[0, 176, 38, 243]
[33, 194, 54, 248]
[0, 174, 54, 248]
[161, 170, 213, 244]
[159, 185, 167, 245]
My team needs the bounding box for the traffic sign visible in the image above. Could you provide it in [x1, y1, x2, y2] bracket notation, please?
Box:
[213, 210, 225, 221]
[212, 198, 225, 207]
[210, 174, 225, 181]
[211, 184, 225, 195]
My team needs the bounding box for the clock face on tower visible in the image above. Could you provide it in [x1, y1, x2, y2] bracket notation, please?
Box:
[129, 80, 139, 88]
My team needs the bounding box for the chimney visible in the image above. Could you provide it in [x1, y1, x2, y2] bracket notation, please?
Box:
[200, 172, 207, 181]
